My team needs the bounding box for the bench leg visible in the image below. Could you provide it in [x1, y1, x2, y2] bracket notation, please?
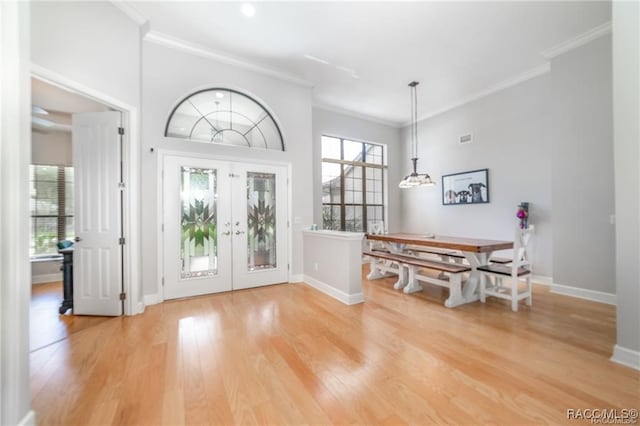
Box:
[366, 259, 393, 280]
[403, 265, 423, 294]
[445, 274, 464, 308]
[393, 264, 408, 290]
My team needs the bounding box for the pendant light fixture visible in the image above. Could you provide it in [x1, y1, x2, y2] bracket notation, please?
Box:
[399, 81, 436, 188]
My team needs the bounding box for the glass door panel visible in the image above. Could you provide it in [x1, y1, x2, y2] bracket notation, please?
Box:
[232, 163, 288, 290]
[246, 172, 277, 271]
[180, 167, 218, 278]
[163, 156, 232, 300]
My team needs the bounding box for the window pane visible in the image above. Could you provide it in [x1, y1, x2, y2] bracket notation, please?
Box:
[321, 136, 341, 160]
[65, 217, 74, 241]
[343, 165, 362, 204]
[35, 181, 58, 215]
[35, 165, 58, 181]
[364, 143, 383, 165]
[322, 205, 341, 231]
[32, 217, 58, 255]
[343, 139, 363, 162]
[344, 206, 363, 232]
[322, 162, 341, 204]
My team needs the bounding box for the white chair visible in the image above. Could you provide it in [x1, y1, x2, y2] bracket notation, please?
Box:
[478, 225, 534, 312]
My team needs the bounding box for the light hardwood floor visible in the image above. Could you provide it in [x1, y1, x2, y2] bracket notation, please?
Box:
[31, 270, 639, 425]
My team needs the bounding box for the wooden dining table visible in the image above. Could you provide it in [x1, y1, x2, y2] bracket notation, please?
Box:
[366, 233, 513, 307]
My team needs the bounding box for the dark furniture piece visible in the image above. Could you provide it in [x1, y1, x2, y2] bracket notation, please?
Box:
[58, 247, 74, 314]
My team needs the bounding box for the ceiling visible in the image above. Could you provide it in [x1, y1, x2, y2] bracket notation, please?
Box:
[128, 1, 611, 126]
[31, 78, 109, 133]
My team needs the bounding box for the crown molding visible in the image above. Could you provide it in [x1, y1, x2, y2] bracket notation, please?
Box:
[407, 62, 551, 126]
[312, 102, 402, 128]
[110, 1, 148, 26]
[542, 21, 612, 59]
[144, 31, 313, 88]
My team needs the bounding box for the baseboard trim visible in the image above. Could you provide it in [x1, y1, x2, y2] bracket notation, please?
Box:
[289, 274, 303, 283]
[532, 275, 552, 286]
[18, 410, 36, 426]
[550, 282, 616, 305]
[303, 275, 364, 305]
[611, 345, 640, 371]
[32, 273, 62, 284]
[143, 293, 163, 306]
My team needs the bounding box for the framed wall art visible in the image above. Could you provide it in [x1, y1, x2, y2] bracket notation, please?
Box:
[442, 169, 489, 205]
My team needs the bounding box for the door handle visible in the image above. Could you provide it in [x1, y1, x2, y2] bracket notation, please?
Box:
[74, 237, 81, 242]
[235, 230, 245, 235]
[222, 231, 231, 236]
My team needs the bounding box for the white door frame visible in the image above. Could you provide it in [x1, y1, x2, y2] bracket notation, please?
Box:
[31, 64, 142, 316]
[155, 149, 293, 302]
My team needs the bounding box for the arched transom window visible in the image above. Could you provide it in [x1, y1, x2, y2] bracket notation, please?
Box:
[165, 88, 284, 151]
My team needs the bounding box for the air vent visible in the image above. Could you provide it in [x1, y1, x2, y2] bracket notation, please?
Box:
[459, 134, 472, 144]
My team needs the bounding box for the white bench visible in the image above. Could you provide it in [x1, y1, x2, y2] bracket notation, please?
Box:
[364, 250, 472, 307]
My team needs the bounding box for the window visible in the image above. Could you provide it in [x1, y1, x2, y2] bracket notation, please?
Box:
[321, 136, 387, 232]
[30, 165, 74, 256]
[165, 88, 284, 151]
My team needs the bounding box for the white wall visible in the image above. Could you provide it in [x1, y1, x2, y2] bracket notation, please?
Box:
[31, 131, 71, 166]
[551, 36, 615, 294]
[311, 107, 402, 231]
[612, 0, 640, 361]
[400, 74, 553, 276]
[1, 2, 34, 424]
[31, 2, 141, 108]
[141, 41, 313, 297]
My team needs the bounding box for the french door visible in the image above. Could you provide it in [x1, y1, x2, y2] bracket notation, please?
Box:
[162, 156, 288, 300]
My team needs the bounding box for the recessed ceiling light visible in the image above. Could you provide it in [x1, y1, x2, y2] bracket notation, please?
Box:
[215, 92, 225, 99]
[241, 3, 255, 17]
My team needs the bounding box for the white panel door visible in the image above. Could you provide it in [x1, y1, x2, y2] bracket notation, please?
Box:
[231, 163, 288, 290]
[163, 156, 233, 299]
[72, 111, 122, 316]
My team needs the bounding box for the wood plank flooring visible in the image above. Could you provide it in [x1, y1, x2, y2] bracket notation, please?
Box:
[30, 269, 639, 425]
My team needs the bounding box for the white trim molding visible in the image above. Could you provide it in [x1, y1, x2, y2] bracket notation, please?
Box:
[143, 294, 162, 307]
[289, 274, 304, 283]
[31, 64, 143, 317]
[32, 273, 62, 285]
[144, 31, 313, 88]
[303, 275, 364, 305]
[542, 21, 612, 59]
[611, 345, 640, 371]
[532, 275, 553, 286]
[550, 282, 616, 305]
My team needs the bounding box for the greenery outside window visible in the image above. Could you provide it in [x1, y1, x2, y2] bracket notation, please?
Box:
[30, 165, 74, 256]
[321, 136, 387, 232]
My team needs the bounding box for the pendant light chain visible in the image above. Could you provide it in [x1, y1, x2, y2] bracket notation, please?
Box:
[399, 81, 436, 188]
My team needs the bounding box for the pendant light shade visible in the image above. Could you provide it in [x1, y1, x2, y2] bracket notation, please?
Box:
[399, 81, 436, 189]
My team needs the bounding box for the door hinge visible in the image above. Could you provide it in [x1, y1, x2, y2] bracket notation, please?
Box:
[287, 220, 290, 228]
[161, 224, 164, 232]
[288, 264, 290, 271]
[118, 182, 125, 189]
[119, 237, 125, 245]
[162, 277, 165, 286]
[118, 127, 125, 135]
[119, 292, 126, 301]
